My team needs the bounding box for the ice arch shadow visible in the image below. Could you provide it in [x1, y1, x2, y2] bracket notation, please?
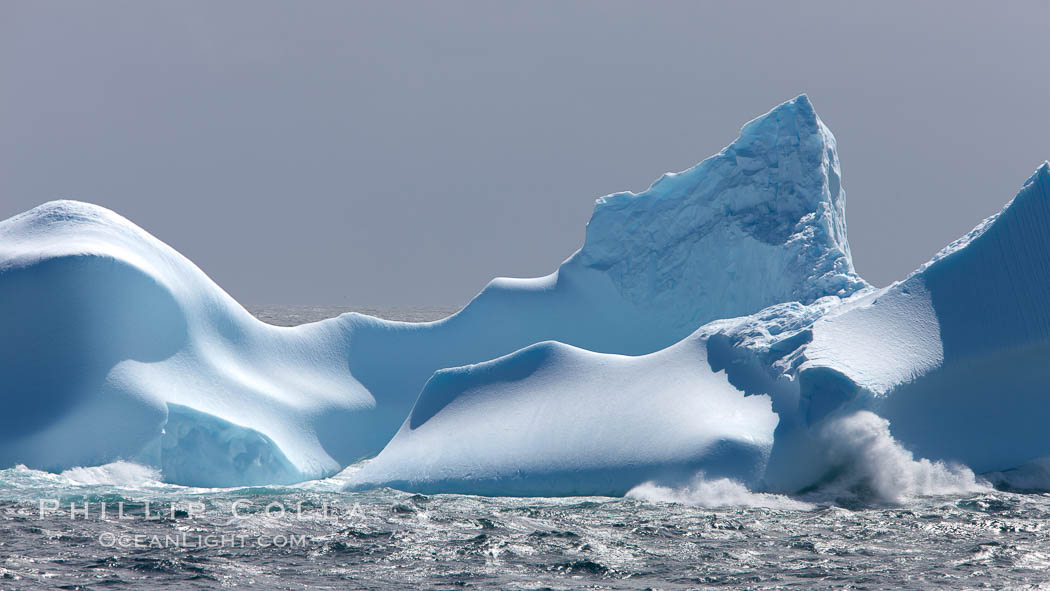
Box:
[0, 255, 188, 439]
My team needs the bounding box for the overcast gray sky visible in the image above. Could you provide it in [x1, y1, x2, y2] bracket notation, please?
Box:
[2, 1, 1048, 306]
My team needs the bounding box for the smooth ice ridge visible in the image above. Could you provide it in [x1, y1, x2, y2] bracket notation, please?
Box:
[2, 95, 1049, 497]
[347, 339, 777, 496]
[0, 201, 374, 486]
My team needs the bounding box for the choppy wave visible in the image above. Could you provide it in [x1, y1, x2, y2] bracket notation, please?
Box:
[1, 465, 1049, 589]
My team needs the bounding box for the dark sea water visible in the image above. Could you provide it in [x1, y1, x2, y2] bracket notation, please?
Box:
[2, 307, 1049, 590]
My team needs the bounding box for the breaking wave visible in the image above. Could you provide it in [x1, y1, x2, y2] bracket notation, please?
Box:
[60, 461, 163, 487]
[812, 411, 990, 503]
[627, 475, 815, 510]
[628, 411, 990, 509]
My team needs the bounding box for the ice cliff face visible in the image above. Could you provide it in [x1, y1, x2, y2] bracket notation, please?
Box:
[3, 96, 1049, 496]
[577, 94, 864, 327]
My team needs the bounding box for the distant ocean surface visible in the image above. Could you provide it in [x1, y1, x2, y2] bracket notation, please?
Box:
[1, 307, 1048, 590]
[249, 304, 459, 326]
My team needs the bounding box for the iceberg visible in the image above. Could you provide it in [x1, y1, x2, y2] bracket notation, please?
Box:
[0, 201, 374, 486]
[2, 94, 1049, 496]
[0, 95, 859, 487]
[783, 163, 1050, 489]
[351, 164, 1050, 497]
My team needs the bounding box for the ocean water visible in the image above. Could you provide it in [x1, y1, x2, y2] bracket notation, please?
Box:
[3, 465, 1050, 591]
[2, 307, 1049, 590]
[248, 304, 459, 325]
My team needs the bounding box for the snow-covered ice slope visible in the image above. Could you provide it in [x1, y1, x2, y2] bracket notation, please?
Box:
[346, 338, 778, 496]
[0, 95, 865, 487]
